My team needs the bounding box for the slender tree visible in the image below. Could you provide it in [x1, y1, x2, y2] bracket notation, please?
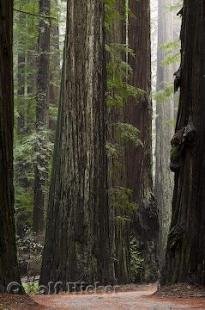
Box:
[49, 0, 60, 114]
[49, 0, 61, 133]
[40, 0, 115, 286]
[161, 0, 205, 285]
[125, 0, 159, 281]
[33, 0, 51, 235]
[0, 0, 21, 292]
[17, 13, 26, 135]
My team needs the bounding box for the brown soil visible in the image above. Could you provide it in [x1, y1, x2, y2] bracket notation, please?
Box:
[0, 294, 45, 310]
[156, 283, 205, 298]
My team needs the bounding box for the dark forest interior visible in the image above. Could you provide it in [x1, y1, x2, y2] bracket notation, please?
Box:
[1, 0, 205, 309]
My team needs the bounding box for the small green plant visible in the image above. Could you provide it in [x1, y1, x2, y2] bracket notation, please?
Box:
[114, 122, 143, 147]
[129, 237, 144, 282]
[23, 281, 39, 294]
[110, 186, 137, 215]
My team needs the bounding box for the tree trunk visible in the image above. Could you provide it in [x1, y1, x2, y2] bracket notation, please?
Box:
[0, 0, 21, 292]
[33, 0, 51, 235]
[161, 0, 205, 285]
[17, 13, 26, 135]
[126, 0, 159, 282]
[109, 0, 131, 284]
[49, 0, 60, 132]
[155, 0, 175, 266]
[40, 0, 115, 287]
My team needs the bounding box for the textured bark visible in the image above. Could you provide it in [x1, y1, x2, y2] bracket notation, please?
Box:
[49, 1, 60, 131]
[126, 0, 159, 282]
[33, 0, 51, 235]
[109, 0, 131, 284]
[155, 0, 175, 265]
[40, 0, 114, 286]
[17, 13, 26, 135]
[0, 0, 21, 292]
[161, 0, 205, 285]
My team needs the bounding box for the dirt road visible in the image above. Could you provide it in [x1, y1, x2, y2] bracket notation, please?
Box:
[32, 284, 205, 310]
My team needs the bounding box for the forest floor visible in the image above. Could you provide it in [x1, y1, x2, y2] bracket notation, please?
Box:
[1, 284, 205, 309]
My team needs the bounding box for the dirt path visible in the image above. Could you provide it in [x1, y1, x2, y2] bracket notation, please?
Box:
[32, 284, 205, 310]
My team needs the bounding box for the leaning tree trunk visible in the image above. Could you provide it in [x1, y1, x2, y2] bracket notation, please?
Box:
[33, 0, 51, 235]
[0, 0, 21, 292]
[155, 0, 175, 266]
[40, 0, 114, 287]
[126, 0, 159, 282]
[161, 0, 205, 285]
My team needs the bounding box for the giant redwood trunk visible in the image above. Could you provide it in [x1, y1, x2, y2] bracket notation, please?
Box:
[126, 0, 158, 281]
[0, 0, 21, 292]
[33, 0, 51, 235]
[108, 0, 131, 284]
[161, 0, 205, 285]
[40, 0, 114, 286]
[155, 0, 175, 266]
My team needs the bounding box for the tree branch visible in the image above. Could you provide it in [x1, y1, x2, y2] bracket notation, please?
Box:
[14, 8, 57, 20]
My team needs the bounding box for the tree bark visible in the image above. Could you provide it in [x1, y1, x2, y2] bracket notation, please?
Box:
[40, 0, 115, 287]
[0, 0, 21, 292]
[161, 0, 205, 285]
[17, 13, 26, 135]
[109, 0, 131, 284]
[49, 0, 60, 132]
[33, 0, 51, 235]
[126, 0, 159, 282]
[155, 0, 175, 266]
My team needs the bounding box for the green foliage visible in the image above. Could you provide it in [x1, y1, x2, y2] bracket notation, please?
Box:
[154, 84, 174, 103]
[105, 0, 141, 229]
[23, 282, 39, 294]
[106, 43, 145, 108]
[14, 0, 60, 234]
[155, 38, 180, 103]
[105, 1, 145, 109]
[106, 142, 120, 160]
[104, 0, 122, 31]
[15, 187, 33, 228]
[129, 237, 144, 282]
[161, 40, 180, 66]
[110, 187, 137, 215]
[49, 104, 58, 119]
[114, 122, 143, 147]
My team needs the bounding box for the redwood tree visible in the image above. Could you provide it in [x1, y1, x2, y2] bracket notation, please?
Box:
[161, 0, 205, 285]
[40, 0, 114, 286]
[0, 0, 21, 292]
[107, 0, 131, 284]
[33, 0, 51, 235]
[126, 0, 159, 281]
[155, 0, 175, 265]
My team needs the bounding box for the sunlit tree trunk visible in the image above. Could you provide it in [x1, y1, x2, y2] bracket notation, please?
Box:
[0, 0, 22, 292]
[155, 0, 175, 266]
[161, 0, 205, 285]
[40, 0, 115, 286]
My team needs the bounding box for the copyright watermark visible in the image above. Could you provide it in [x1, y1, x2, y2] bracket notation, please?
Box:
[7, 281, 121, 295]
